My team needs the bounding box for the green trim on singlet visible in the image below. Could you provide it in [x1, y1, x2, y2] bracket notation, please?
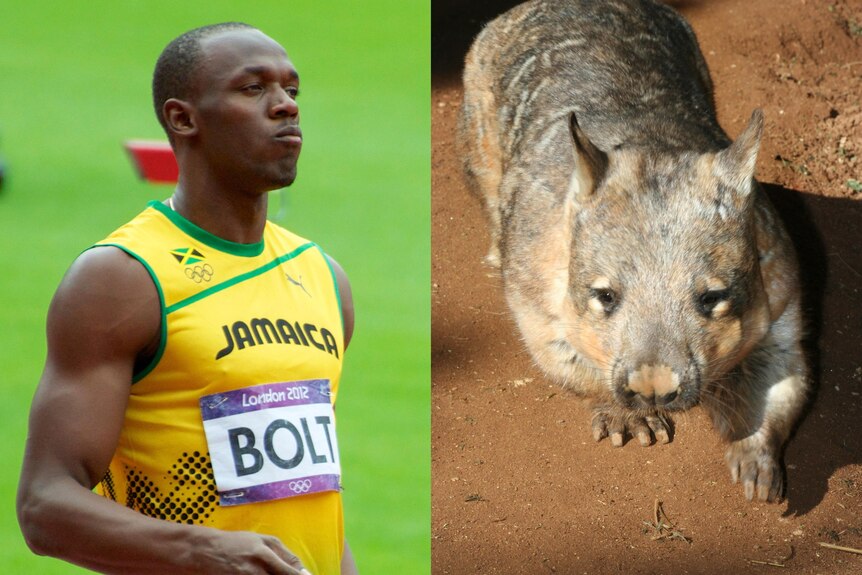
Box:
[148, 200, 265, 258]
[166, 241, 317, 315]
[90, 243, 168, 384]
[316, 245, 345, 337]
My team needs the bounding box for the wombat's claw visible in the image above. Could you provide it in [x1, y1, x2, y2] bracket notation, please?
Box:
[725, 435, 785, 502]
[483, 247, 501, 269]
[645, 415, 671, 444]
[591, 409, 671, 447]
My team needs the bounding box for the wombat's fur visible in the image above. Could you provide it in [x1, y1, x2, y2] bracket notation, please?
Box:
[459, 0, 808, 502]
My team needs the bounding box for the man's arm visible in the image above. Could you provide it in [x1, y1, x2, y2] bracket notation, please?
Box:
[326, 255, 354, 351]
[17, 247, 309, 575]
[341, 540, 359, 575]
[324, 256, 360, 575]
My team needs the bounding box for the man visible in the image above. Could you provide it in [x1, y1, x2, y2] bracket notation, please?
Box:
[17, 23, 358, 575]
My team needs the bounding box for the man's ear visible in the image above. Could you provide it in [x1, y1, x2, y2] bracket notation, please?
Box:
[163, 98, 197, 138]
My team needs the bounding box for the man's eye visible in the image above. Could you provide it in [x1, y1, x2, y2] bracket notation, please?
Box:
[284, 86, 300, 98]
[242, 84, 264, 94]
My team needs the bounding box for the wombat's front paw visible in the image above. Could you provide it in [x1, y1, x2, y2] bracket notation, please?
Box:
[725, 433, 784, 502]
[483, 244, 501, 268]
[591, 406, 671, 447]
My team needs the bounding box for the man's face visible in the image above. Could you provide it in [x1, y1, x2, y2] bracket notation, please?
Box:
[191, 29, 302, 192]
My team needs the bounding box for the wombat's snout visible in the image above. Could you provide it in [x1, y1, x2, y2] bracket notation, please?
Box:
[617, 364, 686, 410]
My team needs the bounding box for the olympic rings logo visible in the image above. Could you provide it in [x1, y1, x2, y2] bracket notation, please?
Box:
[288, 479, 312, 494]
[185, 263, 214, 283]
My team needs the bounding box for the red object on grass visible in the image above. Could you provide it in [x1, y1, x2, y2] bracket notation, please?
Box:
[125, 140, 178, 184]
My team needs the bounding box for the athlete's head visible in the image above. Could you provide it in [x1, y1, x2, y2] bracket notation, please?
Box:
[153, 23, 254, 137]
[153, 24, 303, 191]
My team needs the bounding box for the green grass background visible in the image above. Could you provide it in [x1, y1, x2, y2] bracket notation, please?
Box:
[0, 1, 429, 572]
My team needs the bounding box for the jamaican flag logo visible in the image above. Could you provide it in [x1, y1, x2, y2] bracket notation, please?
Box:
[170, 247, 206, 265]
[172, 248, 214, 283]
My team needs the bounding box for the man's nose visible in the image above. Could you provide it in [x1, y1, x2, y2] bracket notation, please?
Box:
[271, 89, 299, 118]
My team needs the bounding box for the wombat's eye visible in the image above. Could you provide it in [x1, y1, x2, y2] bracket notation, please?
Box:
[698, 289, 729, 316]
[589, 288, 619, 313]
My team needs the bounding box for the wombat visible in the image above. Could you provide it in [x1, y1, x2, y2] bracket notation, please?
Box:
[459, 0, 808, 502]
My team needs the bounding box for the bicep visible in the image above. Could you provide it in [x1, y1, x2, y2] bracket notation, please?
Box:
[26, 363, 132, 489]
[23, 247, 160, 488]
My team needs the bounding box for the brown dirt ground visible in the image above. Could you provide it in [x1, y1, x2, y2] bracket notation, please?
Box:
[431, 1, 862, 573]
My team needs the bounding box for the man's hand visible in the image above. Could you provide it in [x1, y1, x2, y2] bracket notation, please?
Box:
[199, 530, 313, 575]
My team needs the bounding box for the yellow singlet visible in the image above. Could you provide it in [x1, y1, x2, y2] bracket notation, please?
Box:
[93, 200, 345, 574]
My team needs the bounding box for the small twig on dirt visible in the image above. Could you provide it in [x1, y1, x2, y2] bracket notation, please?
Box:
[468, 305, 506, 316]
[642, 499, 692, 544]
[746, 545, 795, 568]
[746, 559, 787, 568]
[818, 542, 862, 555]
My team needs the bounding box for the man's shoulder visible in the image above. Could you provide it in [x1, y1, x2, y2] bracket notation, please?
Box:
[96, 201, 167, 247]
[69, 245, 156, 292]
[264, 219, 324, 257]
[265, 218, 309, 242]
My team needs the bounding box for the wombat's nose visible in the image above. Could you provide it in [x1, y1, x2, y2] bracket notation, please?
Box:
[630, 389, 678, 407]
[627, 364, 680, 406]
[654, 390, 678, 407]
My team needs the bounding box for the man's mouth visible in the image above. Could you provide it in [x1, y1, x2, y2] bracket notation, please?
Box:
[274, 125, 302, 145]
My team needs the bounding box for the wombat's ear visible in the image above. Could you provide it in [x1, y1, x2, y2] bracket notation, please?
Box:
[568, 113, 608, 203]
[715, 109, 764, 196]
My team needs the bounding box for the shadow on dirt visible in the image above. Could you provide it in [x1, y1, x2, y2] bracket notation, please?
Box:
[432, 0, 522, 79]
[764, 183, 862, 515]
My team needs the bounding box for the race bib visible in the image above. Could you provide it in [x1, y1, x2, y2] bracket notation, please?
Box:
[199, 379, 341, 506]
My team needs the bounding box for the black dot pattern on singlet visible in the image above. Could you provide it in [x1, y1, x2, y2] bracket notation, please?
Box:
[101, 469, 117, 501]
[99, 451, 219, 525]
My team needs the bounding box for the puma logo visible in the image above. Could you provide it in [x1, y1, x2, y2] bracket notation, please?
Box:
[286, 273, 311, 297]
